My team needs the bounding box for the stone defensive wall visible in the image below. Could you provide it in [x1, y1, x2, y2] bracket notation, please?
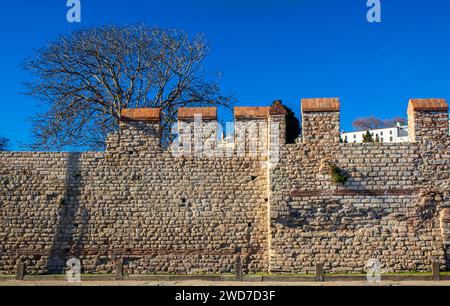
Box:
[0, 98, 449, 275]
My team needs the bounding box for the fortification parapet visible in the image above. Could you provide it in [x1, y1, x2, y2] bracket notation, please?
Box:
[3, 97, 448, 275]
[176, 107, 218, 157]
[106, 108, 162, 152]
[301, 98, 340, 144]
[407, 99, 449, 143]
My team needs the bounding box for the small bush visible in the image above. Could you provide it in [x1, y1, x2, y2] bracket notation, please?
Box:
[330, 164, 347, 184]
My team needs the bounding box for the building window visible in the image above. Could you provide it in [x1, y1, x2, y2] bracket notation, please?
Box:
[354, 135, 356, 139]
[380, 138, 384, 142]
[380, 132, 383, 136]
[390, 130, 393, 135]
[390, 137, 393, 141]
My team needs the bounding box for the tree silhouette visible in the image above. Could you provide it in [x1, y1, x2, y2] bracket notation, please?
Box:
[362, 131, 374, 143]
[24, 25, 233, 150]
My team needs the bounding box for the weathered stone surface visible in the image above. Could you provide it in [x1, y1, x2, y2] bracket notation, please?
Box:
[0, 99, 448, 275]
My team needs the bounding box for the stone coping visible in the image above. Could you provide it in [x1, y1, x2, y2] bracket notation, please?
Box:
[234, 101, 287, 119]
[234, 107, 270, 119]
[120, 108, 161, 122]
[178, 107, 217, 120]
[408, 99, 448, 111]
[301, 98, 340, 112]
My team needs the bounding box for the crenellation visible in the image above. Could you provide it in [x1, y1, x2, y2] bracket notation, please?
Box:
[408, 99, 449, 143]
[0, 98, 449, 275]
[107, 108, 162, 153]
[301, 98, 341, 144]
[176, 107, 219, 158]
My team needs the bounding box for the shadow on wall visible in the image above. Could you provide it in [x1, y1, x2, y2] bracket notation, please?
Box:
[45, 152, 88, 274]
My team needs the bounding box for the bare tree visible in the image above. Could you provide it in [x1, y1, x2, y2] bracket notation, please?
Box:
[352, 116, 406, 131]
[352, 116, 383, 131]
[0, 137, 9, 151]
[24, 25, 233, 150]
[382, 116, 407, 128]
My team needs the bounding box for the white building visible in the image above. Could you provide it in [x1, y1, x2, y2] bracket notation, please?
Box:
[341, 123, 409, 143]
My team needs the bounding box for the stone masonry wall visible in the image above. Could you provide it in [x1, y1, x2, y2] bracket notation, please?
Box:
[0, 150, 268, 275]
[440, 209, 450, 268]
[301, 112, 340, 144]
[178, 119, 219, 158]
[0, 99, 449, 275]
[269, 141, 449, 273]
[235, 119, 268, 158]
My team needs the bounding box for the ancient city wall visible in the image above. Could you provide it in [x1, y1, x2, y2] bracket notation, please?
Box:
[0, 151, 269, 275]
[269, 98, 450, 273]
[0, 105, 272, 275]
[0, 99, 449, 275]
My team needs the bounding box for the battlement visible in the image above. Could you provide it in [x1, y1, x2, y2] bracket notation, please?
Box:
[1, 97, 449, 276]
[110, 98, 448, 154]
[108, 101, 291, 157]
[301, 98, 341, 144]
[408, 98, 449, 142]
[301, 97, 340, 112]
[177, 107, 219, 157]
[106, 108, 162, 153]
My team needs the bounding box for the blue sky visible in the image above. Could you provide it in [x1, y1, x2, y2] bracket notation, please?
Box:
[1, 0, 450, 150]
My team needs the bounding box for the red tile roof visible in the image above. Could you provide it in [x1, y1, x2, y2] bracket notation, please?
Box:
[408, 99, 448, 111]
[178, 107, 217, 120]
[269, 101, 288, 115]
[301, 98, 340, 112]
[120, 108, 161, 121]
[234, 107, 270, 119]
